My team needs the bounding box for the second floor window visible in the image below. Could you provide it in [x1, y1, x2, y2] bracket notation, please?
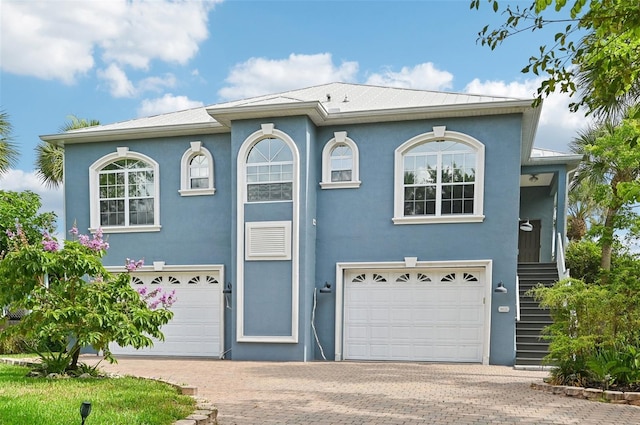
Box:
[189, 154, 209, 189]
[99, 158, 155, 226]
[330, 144, 353, 182]
[246, 137, 293, 202]
[403, 141, 476, 216]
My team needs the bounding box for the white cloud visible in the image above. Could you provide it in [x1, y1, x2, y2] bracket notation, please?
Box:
[218, 53, 359, 100]
[138, 74, 177, 94]
[464, 78, 593, 152]
[137, 94, 204, 117]
[1, 0, 219, 84]
[99, 0, 215, 69]
[0, 170, 64, 232]
[97, 65, 177, 98]
[365, 63, 454, 91]
[97, 64, 136, 98]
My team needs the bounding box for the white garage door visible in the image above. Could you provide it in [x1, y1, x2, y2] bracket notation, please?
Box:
[344, 268, 485, 362]
[110, 271, 223, 357]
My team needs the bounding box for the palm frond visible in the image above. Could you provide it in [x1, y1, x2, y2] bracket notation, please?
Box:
[0, 110, 20, 174]
[35, 143, 64, 188]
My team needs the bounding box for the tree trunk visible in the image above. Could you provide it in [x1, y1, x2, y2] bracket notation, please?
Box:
[68, 342, 81, 371]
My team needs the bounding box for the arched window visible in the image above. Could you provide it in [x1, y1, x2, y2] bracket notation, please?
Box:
[246, 137, 293, 202]
[393, 127, 484, 224]
[89, 147, 160, 232]
[180, 141, 215, 196]
[321, 131, 361, 189]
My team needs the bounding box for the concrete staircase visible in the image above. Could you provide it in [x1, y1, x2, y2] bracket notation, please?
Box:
[515, 263, 558, 367]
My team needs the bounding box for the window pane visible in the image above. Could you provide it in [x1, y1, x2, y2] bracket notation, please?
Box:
[404, 171, 417, 184]
[100, 200, 125, 226]
[331, 170, 352, 182]
[247, 182, 292, 202]
[190, 177, 208, 188]
[129, 199, 154, 225]
[464, 200, 474, 213]
[98, 158, 156, 226]
[429, 202, 438, 215]
[246, 138, 293, 202]
[330, 144, 353, 182]
[403, 139, 478, 217]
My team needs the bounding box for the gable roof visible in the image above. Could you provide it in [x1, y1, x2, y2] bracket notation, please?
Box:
[41, 82, 542, 162]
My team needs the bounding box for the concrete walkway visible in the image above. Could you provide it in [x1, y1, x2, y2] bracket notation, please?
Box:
[86, 357, 639, 425]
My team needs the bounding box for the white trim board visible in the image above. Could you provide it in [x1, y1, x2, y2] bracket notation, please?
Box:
[236, 124, 301, 343]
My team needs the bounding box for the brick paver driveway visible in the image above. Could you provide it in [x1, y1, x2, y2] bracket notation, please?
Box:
[89, 357, 639, 424]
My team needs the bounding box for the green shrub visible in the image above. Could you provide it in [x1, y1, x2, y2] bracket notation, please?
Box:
[531, 272, 640, 388]
[565, 240, 601, 284]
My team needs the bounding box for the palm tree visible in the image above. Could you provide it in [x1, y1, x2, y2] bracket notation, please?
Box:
[35, 115, 100, 188]
[0, 110, 19, 175]
[570, 105, 640, 274]
[567, 178, 603, 241]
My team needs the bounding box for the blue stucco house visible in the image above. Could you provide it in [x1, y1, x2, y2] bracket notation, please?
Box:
[41, 82, 581, 366]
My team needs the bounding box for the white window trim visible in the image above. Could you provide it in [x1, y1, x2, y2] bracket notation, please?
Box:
[89, 148, 161, 233]
[393, 128, 485, 225]
[333, 259, 492, 365]
[320, 131, 361, 189]
[236, 124, 300, 343]
[179, 141, 215, 196]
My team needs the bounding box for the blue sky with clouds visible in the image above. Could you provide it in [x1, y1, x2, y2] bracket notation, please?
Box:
[0, 0, 589, 227]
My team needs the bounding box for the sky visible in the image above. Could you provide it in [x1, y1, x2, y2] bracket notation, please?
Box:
[0, 0, 590, 230]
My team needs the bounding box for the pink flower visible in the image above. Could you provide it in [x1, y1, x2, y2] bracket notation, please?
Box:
[76, 229, 109, 252]
[69, 226, 79, 236]
[41, 233, 59, 252]
[136, 286, 177, 310]
[125, 258, 144, 271]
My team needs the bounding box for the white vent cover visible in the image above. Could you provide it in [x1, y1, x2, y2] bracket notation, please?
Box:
[245, 221, 292, 261]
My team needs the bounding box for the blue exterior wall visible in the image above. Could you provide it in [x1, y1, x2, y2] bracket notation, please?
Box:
[64, 134, 232, 268]
[230, 116, 318, 361]
[313, 115, 523, 365]
[61, 109, 563, 366]
[64, 134, 235, 355]
[520, 164, 571, 263]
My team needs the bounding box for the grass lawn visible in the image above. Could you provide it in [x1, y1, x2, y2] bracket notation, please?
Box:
[0, 363, 195, 425]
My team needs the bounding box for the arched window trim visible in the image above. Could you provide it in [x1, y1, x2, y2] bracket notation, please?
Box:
[236, 123, 300, 343]
[239, 130, 298, 204]
[179, 141, 215, 196]
[393, 128, 485, 225]
[89, 147, 161, 233]
[320, 131, 361, 189]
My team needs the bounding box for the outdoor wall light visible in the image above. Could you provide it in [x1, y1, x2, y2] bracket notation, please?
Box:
[494, 282, 507, 293]
[222, 282, 232, 294]
[519, 219, 533, 232]
[319, 282, 332, 293]
[80, 401, 92, 425]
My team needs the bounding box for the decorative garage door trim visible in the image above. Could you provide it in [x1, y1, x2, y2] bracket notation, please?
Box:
[334, 260, 492, 365]
[106, 264, 224, 358]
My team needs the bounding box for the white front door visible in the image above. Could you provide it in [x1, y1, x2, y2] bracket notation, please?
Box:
[110, 271, 223, 357]
[343, 268, 485, 362]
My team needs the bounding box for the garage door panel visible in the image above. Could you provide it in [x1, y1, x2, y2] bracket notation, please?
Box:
[370, 344, 391, 357]
[390, 309, 411, 322]
[110, 271, 222, 357]
[370, 326, 391, 339]
[344, 267, 486, 363]
[171, 308, 218, 322]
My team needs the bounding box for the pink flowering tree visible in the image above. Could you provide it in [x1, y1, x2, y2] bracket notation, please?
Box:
[0, 223, 174, 372]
